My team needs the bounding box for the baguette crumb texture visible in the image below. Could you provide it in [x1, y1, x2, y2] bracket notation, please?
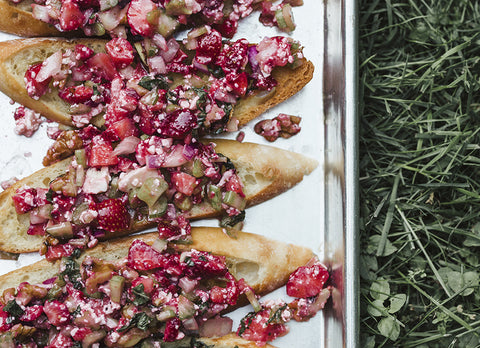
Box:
[0, 38, 107, 125]
[0, 38, 313, 127]
[0, 0, 61, 37]
[0, 140, 317, 253]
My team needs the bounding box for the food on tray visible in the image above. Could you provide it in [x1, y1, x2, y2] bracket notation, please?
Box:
[0, 0, 300, 38]
[0, 228, 326, 347]
[254, 113, 301, 142]
[0, 138, 318, 258]
[0, 35, 313, 135]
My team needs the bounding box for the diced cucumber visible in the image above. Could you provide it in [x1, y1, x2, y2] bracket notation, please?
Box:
[222, 191, 246, 211]
[137, 177, 168, 208]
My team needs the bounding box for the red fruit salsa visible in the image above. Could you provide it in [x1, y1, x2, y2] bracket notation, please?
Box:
[23, 0, 301, 38]
[12, 134, 247, 260]
[21, 34, 304, 143]
[0, 247, 329, 347]
[237, 258, 331, 346]
[0, 239, 252, 346]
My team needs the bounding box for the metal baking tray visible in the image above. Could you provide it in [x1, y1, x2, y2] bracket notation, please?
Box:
[0, 0, 358, 346]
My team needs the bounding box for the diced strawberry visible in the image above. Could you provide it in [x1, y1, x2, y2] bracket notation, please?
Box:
[158, 109, 197, 138]
[164, 318, 181, 342]
[19, 305, 44, 322]
[105, 38, 135, 69]
[224, 173, 245, 196]
[171, 172, 197, 196]
[27, 223, 46, 236]
[0, 306, 12, 332]
[12, 186, 37, 214]
[214, 18, 238, 39]
[71, 327, 92, 341]
[196, 30, 222, 65]
[59, 85, 94, 104]
[72, 0, 99, 9]
[47, 333, 74, 348]
[127, 239, 172, 271]
[44, 300, 70, 326]
[24, 63, 51, 99]
[286, 261, 329, 298]
[127, 0, 157, 37]
[74, 44, 94, 61]
[88, 137, 119, 167]
[87, 53, 118, 81]
[59, 0, 85, 31]
[226, 72, 248, 96]
[131, 276, 155, 295]
[96, 198, 130, 232]
[108, 118, 138, 139]
[45, 243, 75, 262]
[183, 250, 227, 278]
[216, 39, 249, 73]
[237, 309, 289, 345]
[105, 90, 139, 125]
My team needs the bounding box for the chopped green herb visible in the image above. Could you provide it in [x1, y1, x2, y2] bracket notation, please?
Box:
[132, 284, 150, 306]
[138, 76, 169, 91]
[118, 312, 153, 332]
[3, 300, 24, 319]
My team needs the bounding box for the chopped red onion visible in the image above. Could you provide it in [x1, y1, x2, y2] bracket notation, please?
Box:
[198, 316, 233, 337]
[178, 277, 198, 293]
[160, 38, 180, 63]
[31, 5, 51, 22]
[113, 136, 141, 156]
[163, 145, 189, 167]
[182, 144, 198, 160]
[193, 59, 209, 73]
[148, 56, 167, 74]
[247, 45, 259, 72]
[182, 318, 199, 332]
[36, 51, 62, 82]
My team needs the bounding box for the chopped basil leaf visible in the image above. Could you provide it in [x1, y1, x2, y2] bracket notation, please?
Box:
[118, 312, 153, 332]
[72, 305, 82, 318]
[220, 210, 245, 228]
[267, 304, 288, 324]
[3, 300, 24, 319]
[183, 256, 195, 267]
[238, 311, 256, 336]
[139, 76, 169, 91]
[45, 189, 54, 203]
[60, 258, 83, 290]
[132, 284, 150, 306]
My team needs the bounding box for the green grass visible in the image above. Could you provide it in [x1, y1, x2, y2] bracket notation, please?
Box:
[359, 0, 480, 346]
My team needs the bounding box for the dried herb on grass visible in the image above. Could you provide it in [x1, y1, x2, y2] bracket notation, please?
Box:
[359, 0, 480, 346]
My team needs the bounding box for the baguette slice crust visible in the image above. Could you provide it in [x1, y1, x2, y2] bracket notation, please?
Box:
[0, 139, 318, 253]
[0, 0, 61, 37]
[0, 38, 313, 127]
[0, 227, 312, 346]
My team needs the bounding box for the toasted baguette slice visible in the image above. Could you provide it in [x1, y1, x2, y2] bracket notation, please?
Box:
[0, 227, 312, 346]
[0, 139, 318, 253]
[0, 38, 314, 127]
[0, 0, 60, 37]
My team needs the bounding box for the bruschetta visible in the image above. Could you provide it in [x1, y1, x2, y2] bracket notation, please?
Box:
[0, 0, 297, 38]
[0, 35, 314, 130]
[0, 139, 318, 258]
[0, 227, 316, 347]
